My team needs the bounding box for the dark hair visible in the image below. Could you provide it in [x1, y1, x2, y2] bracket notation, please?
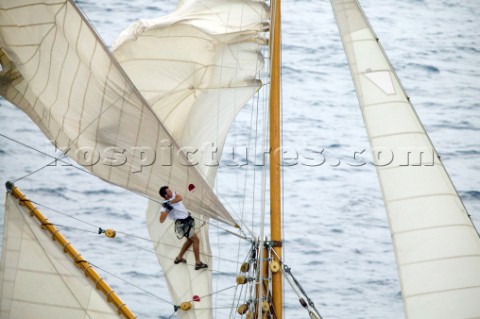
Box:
[159, 186, 169, 199]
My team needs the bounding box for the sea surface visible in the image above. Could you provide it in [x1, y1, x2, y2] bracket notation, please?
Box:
[0, 1, 479, 318]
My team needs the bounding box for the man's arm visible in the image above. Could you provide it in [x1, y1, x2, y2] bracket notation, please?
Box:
[159, 210, 169, 223]
[159, 191, 182, 223]
[170, 192, 182, 203]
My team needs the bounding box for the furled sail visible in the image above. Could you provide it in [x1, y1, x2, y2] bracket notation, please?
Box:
[331, 1, 480, 318]
[0, 0, 235, 226]
[0, 192, 123, 319]
[113, 1, 268, 317]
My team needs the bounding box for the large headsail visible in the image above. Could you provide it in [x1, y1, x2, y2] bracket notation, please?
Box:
[0, 0, 235, 226]
[0, 190, 130, 319]
[112, 1, 268, 317]
[331, 0, 480, 318]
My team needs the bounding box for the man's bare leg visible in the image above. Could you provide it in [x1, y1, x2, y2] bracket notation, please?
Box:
[177, 238, 193, 260]
[191, 234, 201, 263]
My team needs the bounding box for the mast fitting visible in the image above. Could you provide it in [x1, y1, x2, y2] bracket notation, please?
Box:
[265, 240, 282, 247]
[5, 181, 14, 191]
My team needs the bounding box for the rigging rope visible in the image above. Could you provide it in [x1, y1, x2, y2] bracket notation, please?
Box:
[0, 132, 85, 182]
[30, 197, 247, 266]
[11, 161, 53, 183]
[3, 130, 322, 317]
[26, 199, 98, 228]
[0, 132, 108, 185]
[0, 131, 256, 238]
[15, 194, 257, 282]
[89, 262, 174, 306]
[7, 198, 131, 318]
[14, 196, 255, 310]
[269, 247, 323, 319]
[1, 1, 320, 317]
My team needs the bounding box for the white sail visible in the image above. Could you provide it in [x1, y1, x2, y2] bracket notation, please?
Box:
[113, 1, 267, 317]
[146, 204, 212, 319]
[112, 0, 267, 186]
[0, 193, 122, 319]
[0, 0, 236, 226]
[331, 1, 480, 318]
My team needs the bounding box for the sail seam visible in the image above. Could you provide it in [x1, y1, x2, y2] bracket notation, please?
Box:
[370, 131, 426, 140]
[4, 298, 116, 313]
[363, 100, 407, 108]
[344, 38, 376, 45]
[387, 192, 456, 203]
[0, 2, 63, 13]
[404, 284, 480, 299]
[124, 83, 258, 92]
[399, 253, 480, 267]
[393, 223, 476, 236]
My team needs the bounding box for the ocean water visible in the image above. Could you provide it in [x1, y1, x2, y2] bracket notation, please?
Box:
[0, 1, 479, 319]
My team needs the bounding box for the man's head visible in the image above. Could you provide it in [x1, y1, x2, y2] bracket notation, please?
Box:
[159, 186, 170, 199]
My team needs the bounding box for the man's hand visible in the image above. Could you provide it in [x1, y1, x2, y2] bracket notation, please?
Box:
[163, 201, 173, 211]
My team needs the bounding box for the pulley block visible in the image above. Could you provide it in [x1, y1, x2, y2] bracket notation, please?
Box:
[262, 301, 270, 313]
[237, 304, 248, 315]
[180, 302, 192, 311]
[236, 276, 247, 285]
[98, 227, 116, 238]
[269, 260, 280, 273]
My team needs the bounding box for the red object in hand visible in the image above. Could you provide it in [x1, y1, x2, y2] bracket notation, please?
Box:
[188, 184, 195, 191]
[193, 295, 200, 302]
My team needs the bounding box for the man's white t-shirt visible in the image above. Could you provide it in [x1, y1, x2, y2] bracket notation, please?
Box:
[161, 191, 189, 220]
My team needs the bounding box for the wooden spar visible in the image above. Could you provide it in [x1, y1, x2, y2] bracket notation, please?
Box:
[269, 0, 283, 318]
[6, 182, 137, 319]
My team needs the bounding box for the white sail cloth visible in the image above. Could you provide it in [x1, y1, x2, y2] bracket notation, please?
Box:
[113, 1, 267, 317]
[0, 0, 235, 226]
[112, 0, 268, 186]
[331, 1, 480, 318]
[0, 193, 122, 319]
[145, 205, 212, 319]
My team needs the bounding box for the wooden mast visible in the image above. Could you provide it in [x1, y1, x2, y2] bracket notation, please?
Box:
[269, 0, 283, 318]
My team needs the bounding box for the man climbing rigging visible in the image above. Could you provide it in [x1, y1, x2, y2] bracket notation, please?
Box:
[158, 186, 208, 270]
